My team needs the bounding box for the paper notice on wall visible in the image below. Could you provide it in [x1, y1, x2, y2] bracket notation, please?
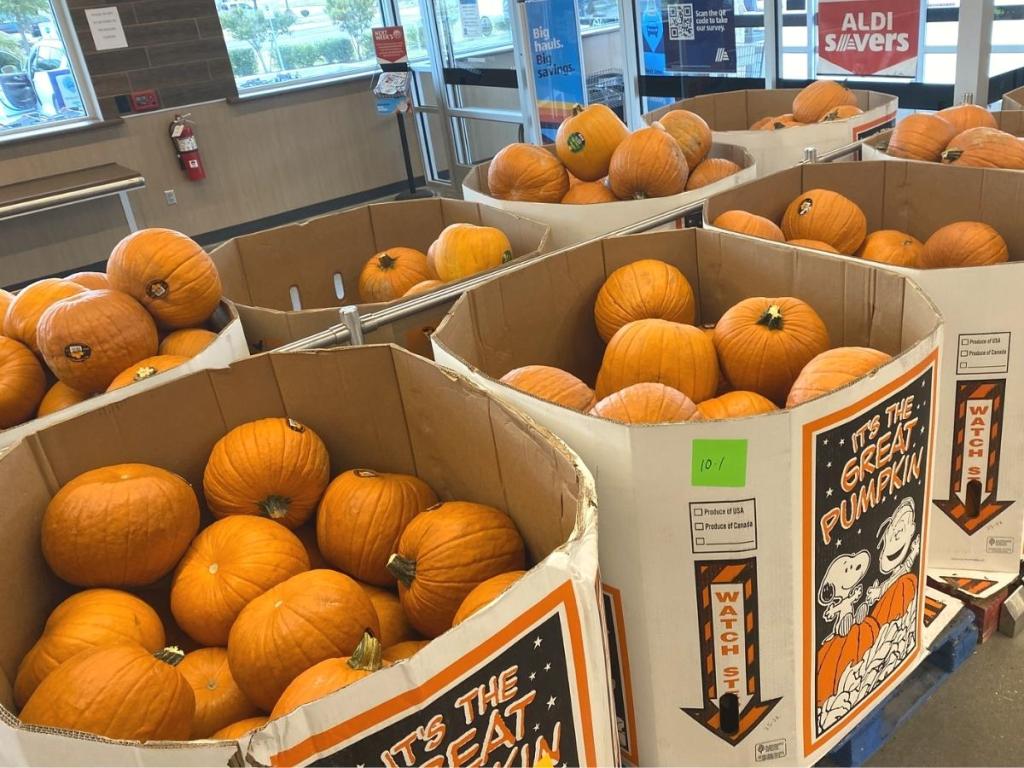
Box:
[85, 7, 128, 51]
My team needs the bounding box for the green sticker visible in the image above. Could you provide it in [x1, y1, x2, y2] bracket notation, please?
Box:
[567, 131, 586, 153]
[691, 439, 748, 487]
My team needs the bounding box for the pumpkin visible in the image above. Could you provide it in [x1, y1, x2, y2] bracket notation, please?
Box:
[696, 391, 778, 421]
[453, 571, 527, 626]
[885, 114, 956, 162]
[203, 417, 331, 529]
[212, 716, 268, 740]
[0, 287, 14, 321]
[360, 583, 418, 647]
[940, 126, 1005, 156]
[941, 128, 1024, 169]
[590, 383, 698, 424]
[937, 103, 997, 135]
[595, 319, 719, 402]
[870, 573, 918, 625]
[487, 143, 569, 203]
[561, 180, 618, 204]
[0, 336, 45, 428]
[656, 109, 712, 170]
[171, 515, 311, 647]
[402, 280, 445, 298]
[36, 380, 90, 418]
[608, 125, 688, 200]
[781, 189, 867, 254]
[919, 221, 1009, 268]
[749, 115, 774, 130]
[159, 328, 218, 357]
[426, 241, 441, 279]
[685, 158, 741, 191]
[857, 230, 924, 268]
[358, 247, 432, 303]
[787, 347, 892, 407]
[3, 278, 86, 353]
[388, 502, 526, 638]
[106, 354, 189, 392]
[36, 289, 158, 394]
[270, 632, 386, 719]
[19, 644, 195, 742]
[383, 640, 429, 664]
[65, 271, 110, 291]
[792, 80, 858, 123]
[818, 104, 863, 122]
[816, 617, 880, 705]
[712, 210, 786, 242]
[594, 259, 696, 342]
[317, 469, 438, 587]
[499, 365, 597, 411]
[42, 463, 200, 587]
[13, 589, 165, 708]
[227, 569, 379, 711]
[107, 228, 222, 329]
[758, 114, 800, 130]
[787, 239, 839, 254]
[714, 297, 830, 406]
[555, 103, 630, 181]
[432, 223, 513, 282]
[179, 647, 261, 739]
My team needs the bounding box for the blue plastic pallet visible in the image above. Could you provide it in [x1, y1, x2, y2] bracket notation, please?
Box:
[819, 607, 977, 767]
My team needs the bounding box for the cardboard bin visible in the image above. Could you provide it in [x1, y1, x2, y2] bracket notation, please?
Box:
[433, 228, 942, 766]
[0, 346, 615, 767]
[461, 143, 756, 250]
[210, 198, 550, 355]
[1002, 86, 1024, 110]
[861, 110, 1024, 161]
[705, 160, 1024, 587]
[644, 89, 897, 175]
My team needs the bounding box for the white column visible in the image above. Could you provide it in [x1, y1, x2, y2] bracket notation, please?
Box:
[954, 0, 994, 106]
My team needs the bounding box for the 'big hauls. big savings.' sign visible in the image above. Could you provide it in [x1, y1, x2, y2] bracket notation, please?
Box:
[817, 0, 921, 78]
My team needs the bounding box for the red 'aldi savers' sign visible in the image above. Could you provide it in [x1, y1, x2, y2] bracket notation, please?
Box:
[817, 0, 920, 77]
[373, 26, 408, 65]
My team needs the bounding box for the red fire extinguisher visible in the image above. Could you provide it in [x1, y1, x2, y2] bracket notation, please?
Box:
[169, 114, 206, 182]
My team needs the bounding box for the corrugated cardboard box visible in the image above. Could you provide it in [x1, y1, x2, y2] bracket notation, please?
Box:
[433, 228, 942, 765]
[210, 199, 550, 355]
[1002, 86, 1024, 110]
[644, 89, 897, 175]
[705, 160, 1024, 586]
[0, 346, 615, 767]
[861, 110, 1024, 160]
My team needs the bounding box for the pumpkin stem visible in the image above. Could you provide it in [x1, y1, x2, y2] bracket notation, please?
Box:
[387, 554, 417, 587]
[757, 304, 784, 330]
[377, 253, 398, 271]
[571, 103, 584, 116]
[348, 632, 384, 673]
[259, 495, 291, 520]
[153, 646, 185, 667]
[941, 148, 962, 162]
[354, 469, 379, 478]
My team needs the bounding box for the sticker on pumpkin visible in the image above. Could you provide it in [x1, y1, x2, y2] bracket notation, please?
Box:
[567, 132, 586, 153]
[146, 279, 169, 299]
[64, 343, 91, 362]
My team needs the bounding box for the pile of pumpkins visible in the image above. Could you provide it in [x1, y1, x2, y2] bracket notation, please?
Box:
[883, 103, 1024, 170]
[487, 103, 742, 204]
[749, 80, 864, 130]
[0, 228, 223, 430]
[357, 221, 515, 303]
[15, 416, 528, 742]
[713, 187, 1010, 269]
[498, 258, 891, 423]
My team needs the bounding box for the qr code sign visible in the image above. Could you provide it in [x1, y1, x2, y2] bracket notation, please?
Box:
[668, 3, 695, 41]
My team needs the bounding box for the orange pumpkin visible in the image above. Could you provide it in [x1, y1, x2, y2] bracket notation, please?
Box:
[656, 109, 712, 170]
[885, 114, 956, 162]
[685, 158, 741, 191]
[937, 103, 997, 135]
[561, 180, 618, 204]
[36, 380, 90, 418]
[19, 644, 195, 741]
[758, 114, 800, 130]
[595, 319, 719, 402]
[857, 230, 924, 268]
[696, 391, 777, 421]
[106, 354, 189, 392]
[159, 328, 218, 357]
[940, 126, 1005, 156]
[488, 144, 570, 203]
[65, 271, 110, 291]
[361, 583, 418, 647]
[870, 573, 918, 625]
[590, 383, 698, 424]
[388, 502, 526, 638]
[792, 80, 858, 123]
[383, 639, 429, 664]
[941, 128, 1024, 169]
[787, 239, 839, 254]
[203, 417, 331, 528]
[318, 469, 438, 587]
[42, 463, 200, 587]
[171, 515, 311, 646]
[919, 221, 1009, 268]
[818, 104, 864, 122]
[787, 347, 892, 407]
[108, 228, 222, 329]
[358, 247, 432, 303]
[14, 589, 165, 708]
[781, 189, 867, 254]
[228, 569, 379, 711]
[36, 289, 159, 394]
[453, 571, 526, 626]
[608, 125, 688, 200]
[431, 223, 513, 282]
[816, 618, 880, 705]
[402, 280, 445, 298]
[212, 716, 268, 740]
[0, 336, 45, 428]
[712, 210, 786, 242]
[594, 259, 696, 342]
[179, 647, 261, 739]
[3, 278, 86, 353]
[749, 115, 774, 130]
[0, 287, 14, 321]
[714, 297, 830, 406]
[500, 365, 597, 411]
[555, 103, 630, 181]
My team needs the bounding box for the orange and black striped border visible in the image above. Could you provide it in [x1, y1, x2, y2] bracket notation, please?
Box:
[602, 584, 639, 766]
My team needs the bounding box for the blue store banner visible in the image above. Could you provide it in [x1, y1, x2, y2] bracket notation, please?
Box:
[524, 0, 587, 143]
[663, 0, 737, 74]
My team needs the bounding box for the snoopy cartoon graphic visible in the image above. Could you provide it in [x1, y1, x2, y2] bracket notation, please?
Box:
[818, 550, 871, 639]
[866, 497, 921, 606]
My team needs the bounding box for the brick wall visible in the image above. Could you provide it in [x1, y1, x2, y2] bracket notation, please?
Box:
[67, 0, 237, 117]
